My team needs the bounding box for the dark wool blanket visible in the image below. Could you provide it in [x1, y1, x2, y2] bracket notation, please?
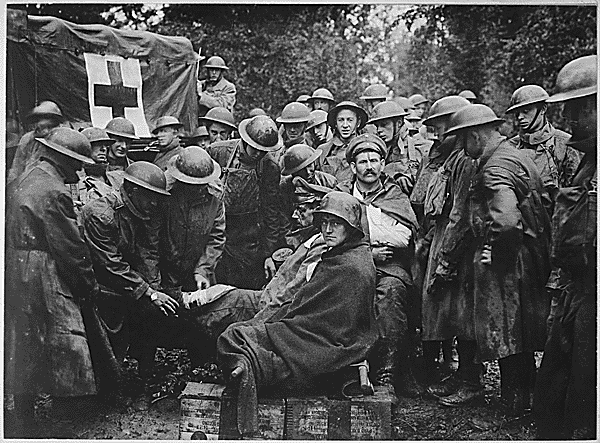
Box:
[217, 237, 377, 435]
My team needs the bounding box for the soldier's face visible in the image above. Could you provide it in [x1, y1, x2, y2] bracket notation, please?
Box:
[351, 151, 383, 185]
[414, 103, 428, 119]
[156, 126, 177, 147]
[336, 110, 358, 140]
[376, 118, 396, 143]
[197, 136, 211, 149]
[562, 95, 597, 141]
[293, 202, 315, 227]
[91, 142, 110, 163]
[366, 99, 385, 115]
[208, 122, 232, 143]
[208, 68, 223, 83]
[313, 122, 329, 142]
[463, 130, 483, 159]
[515, 104, 544, 131]
[313, 99, 331, 112]
[428, 118, 448, 139]
[33, 117, 60, 137]
[130, 186, 160, 217]
[284, 122, 306, 140]
[293, 162, 316, 182]
[241, 142, 266, 164]
[109, 136, 130, 159]
[320, 214, 350, 248]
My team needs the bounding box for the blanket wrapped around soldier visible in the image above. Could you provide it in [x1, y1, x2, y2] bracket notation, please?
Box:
[217, 235, 378, 435]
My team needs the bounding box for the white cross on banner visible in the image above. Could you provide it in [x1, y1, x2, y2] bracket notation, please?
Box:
[84, 53, 151, 137]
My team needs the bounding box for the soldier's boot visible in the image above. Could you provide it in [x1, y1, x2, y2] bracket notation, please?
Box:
[499, 352, 534, 416]
[374, 341, 399, 405]
[437, 361, 484, 407]
[440, 338, 455, 376]
[422, 340, 443, 386]
[131, 347, 157, 411]
[395, 340, 425, 399]
[429, 339, 482, 401]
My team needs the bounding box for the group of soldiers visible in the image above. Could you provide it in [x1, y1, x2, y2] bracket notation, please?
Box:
[4, 52, 596, 440]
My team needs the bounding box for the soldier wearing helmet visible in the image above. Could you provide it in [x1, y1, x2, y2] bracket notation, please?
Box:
[187, 126, 211, 149]
[307, 87, 335, 112]
[305, 109, 333, 149]
[105, 117, 139, 172]
[197, 55, 237, 115]
[81, 161, 177, 410]
[7, 100, 66, 185]
[296, 94, 313, 111]
[458, 89, 477, 104]
[319, 101, 368, 182]
[367, 100, 421, 194]
[152, 116, 185, 171]
[506, 84, 580, 200]
[276, 101, 311, 152]
[443, 104, 551, 412]
[206, 115, 287, 288]
[534, 55, 597, 441]
[360, 84, 389, 135]
[411, 95, 479, 397]
[337, 133, 421, 402]
[5, 127, 100, 435]
[218, 190, 377, 437]
[200, 107, 237, 144]
[279, 144, 337, 235]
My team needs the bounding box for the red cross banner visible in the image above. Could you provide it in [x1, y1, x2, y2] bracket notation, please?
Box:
[84, 54, 151, 137]
[7, 10, 200, 135]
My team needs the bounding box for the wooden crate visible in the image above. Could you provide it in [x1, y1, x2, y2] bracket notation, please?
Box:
[179, 383, 392, 440]
[179, 382, 285, 440]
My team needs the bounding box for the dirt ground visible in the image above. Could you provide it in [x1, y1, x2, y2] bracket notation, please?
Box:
[23, 349, 540, 440]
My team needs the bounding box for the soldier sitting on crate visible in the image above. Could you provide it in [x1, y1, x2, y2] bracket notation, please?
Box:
[217, 191, 378, 437]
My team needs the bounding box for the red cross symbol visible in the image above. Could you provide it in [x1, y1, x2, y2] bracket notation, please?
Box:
[94, 60, 139, 118]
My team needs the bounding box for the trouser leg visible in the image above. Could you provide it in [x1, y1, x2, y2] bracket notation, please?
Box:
[499, 352, 534, 416]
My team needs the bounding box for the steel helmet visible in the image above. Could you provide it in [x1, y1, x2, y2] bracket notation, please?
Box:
[276, 102, 311, 124]
[306, 110, 328, 131]
[458, 90, 477, 101]
[204, 55, 229, 70]
[547, 55, 597, 103]
[313, 191, 364, 237]
[26, 100, 64, 122]
[81, 127, 113, 145]
[190, 126, 209, 139]
[170, 146, 221, 185]
[445, 104, 504, 135]
[248, 108, 267, 118]
[367, 100, 408, 125]
[394, 96, 415, 113]
[405, 111, 422, 122]
[409, 93, 429, 106]
[280, 144, 322, 175]
[308, 88, 335, 103]
[506, 85, 549, 113]
[423, 95, 471, 125]
[105, 117, 139, 140]
[36, 127, 94, 164]
[296, 94, 311, 104]
[152, 116, 184, 134]
[123, 161, 170, 195]
[200, 107, 237, 130]
[360, 84, 389, 101]
[238, 115, 283, 152]
[327, 101, 368, 130]
[346, 133, 388, 164]
[292, 176, 332, 204]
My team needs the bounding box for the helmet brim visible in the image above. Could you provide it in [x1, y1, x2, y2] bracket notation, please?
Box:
[308, 96, 335, 103]
[366, 110, 408, 125]
[169, 158, 222, 185]
[152, 123, 184, 135]
[26, 111, 64, 123]
[281, 148, 322, 175]
[200, 116, 237, 131]
[123, 171, 171, 195]
[328, 105, 368, 130]
[205, 64, 229, 70]
[312, 209, 363, 237]
[238, 119, 283, 152]
[106, 129, 139, 140]
[546, 85, 597, 103]
[445, 117, 505, 135]
[276, 116, 310, 124]
[505, 98, 547, 113]
[360, 94, 387, 101]
[36, 137, 94, 165]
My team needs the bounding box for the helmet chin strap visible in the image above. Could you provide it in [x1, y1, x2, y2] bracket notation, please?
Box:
[524, 105, 545, 132]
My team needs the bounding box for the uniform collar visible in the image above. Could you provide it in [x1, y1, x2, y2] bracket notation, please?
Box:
[519, 122, 554, 146]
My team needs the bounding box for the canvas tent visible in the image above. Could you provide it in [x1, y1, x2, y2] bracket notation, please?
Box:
[6, 9, 201, 142]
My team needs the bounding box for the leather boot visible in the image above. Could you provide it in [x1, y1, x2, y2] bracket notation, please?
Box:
[499, 353, 533, 416]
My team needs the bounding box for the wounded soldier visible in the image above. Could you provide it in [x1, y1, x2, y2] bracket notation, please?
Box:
[216, 191, 378, 436]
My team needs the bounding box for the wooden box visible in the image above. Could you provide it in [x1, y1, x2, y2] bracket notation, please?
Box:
[179, 382, 285, 440]
[179, 382, 392, 440]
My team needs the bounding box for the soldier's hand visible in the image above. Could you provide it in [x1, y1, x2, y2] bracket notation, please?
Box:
[194, 274, 210, 291]
[151, 291, 179, 316]
[480, 244, 492, 265]
[264, 257, 277, 280]
[372, 245, 394, 264]
[397, 175, 414, 195]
